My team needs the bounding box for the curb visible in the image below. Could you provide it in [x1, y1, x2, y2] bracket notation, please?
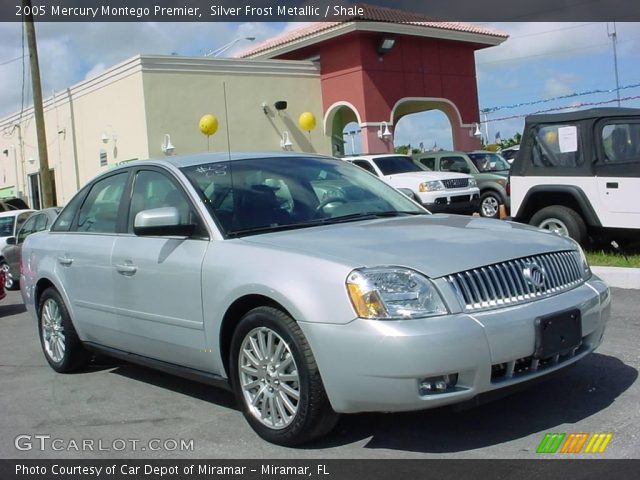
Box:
[591, 266, 640, 290]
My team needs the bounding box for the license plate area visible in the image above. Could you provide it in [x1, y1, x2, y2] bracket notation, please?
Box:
[534, 309, 582, 359]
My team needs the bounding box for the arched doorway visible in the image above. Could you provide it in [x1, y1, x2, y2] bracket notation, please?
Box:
[394, 109, 454, 153]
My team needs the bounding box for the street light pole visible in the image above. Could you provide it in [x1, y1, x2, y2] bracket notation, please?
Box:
[204, 37, 255, 57]
[607, 22, 621, 107]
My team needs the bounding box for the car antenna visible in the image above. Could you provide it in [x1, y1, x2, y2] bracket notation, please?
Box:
[223, 81, 232, 161]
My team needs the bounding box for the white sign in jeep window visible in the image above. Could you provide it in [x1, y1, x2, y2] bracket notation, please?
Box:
[558, 126, 578, 153]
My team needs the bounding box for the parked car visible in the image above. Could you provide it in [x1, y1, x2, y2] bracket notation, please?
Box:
[509, 108, 640, 245]
[1, 207, 60, 290]
[345, 154, 479, 214]
[22, 152, 610, 446]
[500, 145, 520, 164]
[0, 270, 5, 302]
[413, 150, 509, 219]
[0, 209, 35, 288]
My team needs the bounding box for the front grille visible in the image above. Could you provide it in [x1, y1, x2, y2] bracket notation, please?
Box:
[442, 178, 469, 189]
[445, 251, 584, 312]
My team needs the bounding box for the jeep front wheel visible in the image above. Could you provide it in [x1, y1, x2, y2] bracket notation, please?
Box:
[530, 205, 587, 245]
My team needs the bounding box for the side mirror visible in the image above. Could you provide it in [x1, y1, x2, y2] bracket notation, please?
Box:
[6, 236, 16, 245]
[133, 207, 195, 237]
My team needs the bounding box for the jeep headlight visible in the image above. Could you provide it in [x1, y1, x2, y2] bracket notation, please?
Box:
[419, 180, 445, 192]
[346, 267, 447, 319]
[468, 178, 478, 188]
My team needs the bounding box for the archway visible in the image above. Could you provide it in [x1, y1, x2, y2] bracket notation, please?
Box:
[394, 109, 453, 153]
[391, 98, 481, 152]
[323, 102, 362, 156]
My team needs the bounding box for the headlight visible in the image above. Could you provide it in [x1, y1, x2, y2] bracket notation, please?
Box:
[568, 239, 591, 280]
[419, 180, 445, 192]
[468, 178, 478, 188]
[346, 267, 447, 319]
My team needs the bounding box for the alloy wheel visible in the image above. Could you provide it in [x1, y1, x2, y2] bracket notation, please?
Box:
[41, 298, 66, 363]
[238, 327, 300, 430]
[481, 196, 499, 217]
[538, 218, 570, 236]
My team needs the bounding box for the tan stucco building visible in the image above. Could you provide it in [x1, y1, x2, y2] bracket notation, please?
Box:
[0, 55, 326, 207]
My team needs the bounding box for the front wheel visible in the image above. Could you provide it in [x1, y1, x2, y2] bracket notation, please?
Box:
[479, 192, 501, 218]
[38, 287, 90, 372]
[530, 205, 587, 245]
[230, 306, 338, 446]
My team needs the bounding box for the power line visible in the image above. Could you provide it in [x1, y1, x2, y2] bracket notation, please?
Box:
[0, 55, 25, 67]
[481, 82, 640, 113]
[485, 95, 640, 123]
[507, 22, 597, 40]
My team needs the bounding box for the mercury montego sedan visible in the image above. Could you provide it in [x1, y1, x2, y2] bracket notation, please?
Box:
[21, 152, 610, 446]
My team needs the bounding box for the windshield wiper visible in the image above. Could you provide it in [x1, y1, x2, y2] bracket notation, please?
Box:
[226, 211, 426, 237]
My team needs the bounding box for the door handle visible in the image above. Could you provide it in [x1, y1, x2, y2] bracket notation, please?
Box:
[115, 263, 138, 276]
[57, 256, 73, 266]
[606, 182, 619, 189]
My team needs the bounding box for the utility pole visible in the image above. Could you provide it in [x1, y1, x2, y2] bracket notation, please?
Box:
[607, 22, 621, 107]
[23, 0, 55, 207]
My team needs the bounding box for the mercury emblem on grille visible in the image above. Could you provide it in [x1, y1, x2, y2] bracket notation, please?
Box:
[523, 263, 546, 289]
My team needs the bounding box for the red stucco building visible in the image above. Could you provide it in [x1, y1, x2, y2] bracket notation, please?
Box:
[240, 5, 507, 154]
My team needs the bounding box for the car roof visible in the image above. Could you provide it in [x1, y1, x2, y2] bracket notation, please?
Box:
[0, 209, 34, 218]
[414, 151, 469, 157]
[343, 154, 411, 160]
[526, 107, 640, 124]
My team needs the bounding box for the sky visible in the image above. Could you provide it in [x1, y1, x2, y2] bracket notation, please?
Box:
[0, 20, 639, 153]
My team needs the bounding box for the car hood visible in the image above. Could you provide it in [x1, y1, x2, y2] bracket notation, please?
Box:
[242, 215, 577, 279]
[383, 171, 470, 182]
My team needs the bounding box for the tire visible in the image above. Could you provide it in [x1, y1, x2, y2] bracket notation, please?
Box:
[0, 261, 18, 291]
[229, 306, 338, 446]
[479, 191, 501, 219]
[530, 205, 587, 245]
[38, 287, 90, 373]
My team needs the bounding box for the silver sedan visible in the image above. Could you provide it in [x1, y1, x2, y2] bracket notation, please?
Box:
[21, 152, 610, 446]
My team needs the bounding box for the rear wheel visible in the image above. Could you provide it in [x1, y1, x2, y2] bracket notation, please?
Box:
[230, 306, 338, 446]
[530, 205, 587, 245]
[38, 288, 90, 373]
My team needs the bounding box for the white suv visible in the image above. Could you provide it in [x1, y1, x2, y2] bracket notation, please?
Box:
[345, 154, 479, 215]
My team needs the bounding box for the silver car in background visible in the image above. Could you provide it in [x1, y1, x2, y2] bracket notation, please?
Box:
[21, 152, 610, 446]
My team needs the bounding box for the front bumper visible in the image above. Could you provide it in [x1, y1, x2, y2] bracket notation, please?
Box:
[423, 194, 480, 214]
[299, 276, 610, 413]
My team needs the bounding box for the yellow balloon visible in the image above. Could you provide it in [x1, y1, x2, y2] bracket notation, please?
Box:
[298, 112, 316, 132]
[199, 114, 218, 136]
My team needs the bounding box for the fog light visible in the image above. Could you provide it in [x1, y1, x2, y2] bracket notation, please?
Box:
[418, 373, 458, 395]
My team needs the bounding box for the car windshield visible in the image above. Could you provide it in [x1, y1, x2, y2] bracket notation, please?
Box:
[0, 216, 15, 236]
[469, 153, 511, 172]
[181, 156, 426, 237]
[372, 156, 423, 175]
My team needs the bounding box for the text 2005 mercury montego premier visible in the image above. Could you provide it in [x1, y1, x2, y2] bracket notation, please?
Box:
[21, 152, 610, 445]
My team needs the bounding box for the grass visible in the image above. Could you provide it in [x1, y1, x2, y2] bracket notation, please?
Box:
[586, 250, 640, 268]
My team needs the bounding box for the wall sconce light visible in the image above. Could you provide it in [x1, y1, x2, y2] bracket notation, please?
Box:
[377, 121, 392, 140]
[161, 134, 175, 155]
[2, 149, 8, 157]
[280, 131, 293, 150]
[378, 37, 396, 55]
[471, 123, 482, 138]
[28, 157, 36, 165]
[274, 101, 288, 111]
[101, 133, 109, 143]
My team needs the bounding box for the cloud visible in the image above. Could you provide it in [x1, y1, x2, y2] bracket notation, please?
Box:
[543, 73, 579, 97]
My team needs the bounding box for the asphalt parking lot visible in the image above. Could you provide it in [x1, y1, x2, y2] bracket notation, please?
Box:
[1, 289, 638, 459]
